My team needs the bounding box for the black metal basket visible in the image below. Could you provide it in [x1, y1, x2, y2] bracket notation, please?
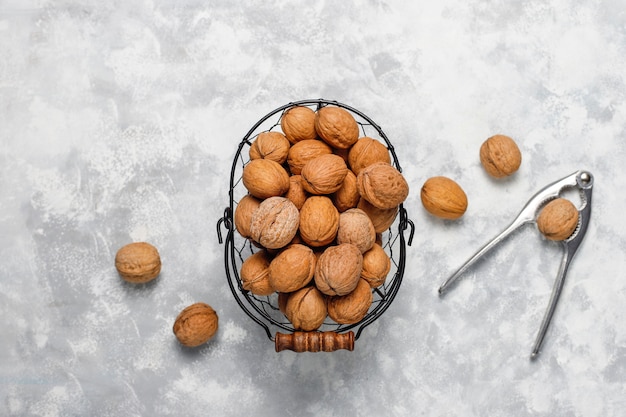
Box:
[217, 99, 414, 352]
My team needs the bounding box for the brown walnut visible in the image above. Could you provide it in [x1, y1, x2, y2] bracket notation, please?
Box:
[314, 106, 360, 150]
[420, 176, 468, 220]
[250, 197, 300, 249]
[281, 106, 318, 144]
[115, 242, 161, 284]
[173, 303, 219, 347]
[537, 198, 579, 241]
[314, 243, 363, 296]
[479, 134, 522, 178]
[327, 279, 373, 325]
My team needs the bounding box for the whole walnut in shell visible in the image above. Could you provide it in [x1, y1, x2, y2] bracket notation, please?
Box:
[327, 279, 373, 325]
[480, 134, 522, 178]
[287, 139, 332, 175]
[269, 244, 316, 293]
[281, 106, 318, 144]
[300, 154, 348, 195]
[336, 208, 376, 254]
[348, 136, 391, 175]
[242, 159, 290, 199]
[173, 302, 219, 347]
[299, 196, 339, 247]
[234, 194, 261, 239]
[332, 170, 360, 212]
[285, 286, 327, 331]
[537, 198, 579, 241]
[240, 250, 274, 296]
[115, 242, 161, 284]
[357, 198, 398, 233]
[285, 175, 309, 210]
[357, 162, 409, 210]
[249, 131, 291, 164]
[250, 197, 300, 249]
[314, 243, 363, 296]
[420, 176, 468, 220]
[314, 106, 360, 150]
[361, 243, 391, 288]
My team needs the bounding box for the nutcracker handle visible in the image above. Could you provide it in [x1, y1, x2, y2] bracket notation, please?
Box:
[275, 331, 355, 352]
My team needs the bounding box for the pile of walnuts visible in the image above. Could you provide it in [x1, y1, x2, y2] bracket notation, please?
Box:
[234, 105, 409, 331]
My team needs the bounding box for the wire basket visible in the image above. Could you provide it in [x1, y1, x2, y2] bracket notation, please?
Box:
[217, 99, 414, 352]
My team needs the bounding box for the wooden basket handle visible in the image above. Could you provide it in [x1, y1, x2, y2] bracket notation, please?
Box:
[275, 331, 354, 352]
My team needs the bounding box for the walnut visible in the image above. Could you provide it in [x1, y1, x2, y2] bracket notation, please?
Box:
[277, 292, 290, 316]
[299, 196, 339, 247]
[479, 134, 522, 178]
[356, 162, 409, 209]
[285, 286, 327, 331]
[327, 279, 373, 324]
[287, 139, 333, 175]
[336, 208, 376, 254]
[242, 159, 290, 199]
[240, 250, 274, 296]
[420, 176, 468, 220]
[269, 244, 316, 293]
[357, 198, 398, 233]
[314, 243, 363, 296]
[285, 175, 309, 210]
[314, 106, 360, 149]
[234, 194, 261, 239]
[348, 136, 391, 175]
[537, 198, 579, 241]
[361, 243, 391, 288]
[332, 170, 360, 212]
[115, 242, 161, 284]
[249, 131, 291, 164]
[173, 303, 219, 347]
[300, 154, 348, 195]
[281, 106, 318, 144]
[250, 197, 300, 249]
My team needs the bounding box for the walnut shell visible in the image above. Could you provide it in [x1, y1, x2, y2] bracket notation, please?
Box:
[300, 154, 348, 195]
[356, 162, 409, 209]
[281, 106, 318, 144]
[285, 286, 327, 331]
[115, 242, 161, 283]
[348, 136, 391, 175]
[240, 250, 274, 296]
[327, 279, 373, 324]
[278, 292, 290, 316]
[480, 134, 522, 178]
[332, 170, 360, 212]
[314, 243, 363, 296]
[242, 159, 290, 199]
[336, 208, 376, 254]
[173, 303, 219, 347]
[287, 139, 333, 175]
[357, 198, 399, 233]
[314, 106, 359, 150]
[234, 194, 261, 239]
[537, 198, 579, 241]
[361, 243, 391, 288]
[250, 197, 300, 249]
[269, 244, 316, 293]
[285, 175, 309, 210]
[299, 196, 339, 247]
[249, 131, 291, 164]
[420, 176, 468, 220]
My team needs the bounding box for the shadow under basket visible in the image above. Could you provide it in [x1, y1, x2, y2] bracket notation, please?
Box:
[217, 98, 414, 352]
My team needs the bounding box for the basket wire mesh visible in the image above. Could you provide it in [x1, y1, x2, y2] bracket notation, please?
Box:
[217, 99, 414, 345]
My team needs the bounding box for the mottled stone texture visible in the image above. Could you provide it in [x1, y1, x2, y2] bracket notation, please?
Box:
[1, 1, 625, 416]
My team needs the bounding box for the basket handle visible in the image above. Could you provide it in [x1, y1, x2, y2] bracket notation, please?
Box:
[275, 331, 354, 352]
